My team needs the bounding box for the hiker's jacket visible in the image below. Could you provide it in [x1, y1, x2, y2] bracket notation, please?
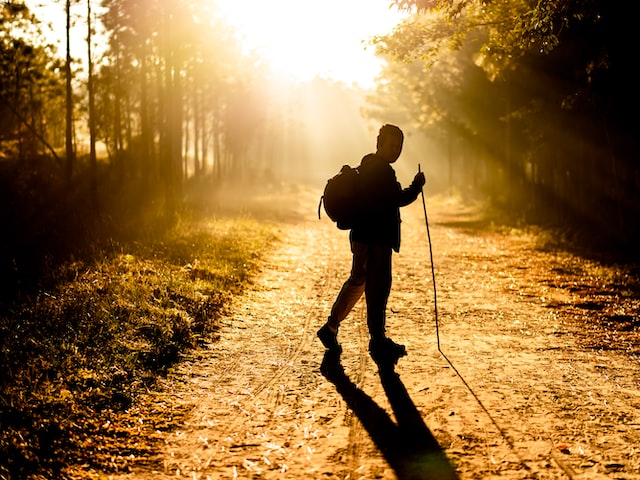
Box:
[351, 153, 422, 252]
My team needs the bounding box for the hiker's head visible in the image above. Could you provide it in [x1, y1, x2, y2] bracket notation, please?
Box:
[376, 124, 404, 163]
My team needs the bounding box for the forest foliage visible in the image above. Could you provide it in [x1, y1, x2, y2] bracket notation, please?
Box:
[369, 0, 639, 253]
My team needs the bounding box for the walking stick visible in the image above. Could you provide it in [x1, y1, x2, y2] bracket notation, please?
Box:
[418, 166, 516, 449]
[418, 164, 440, 350]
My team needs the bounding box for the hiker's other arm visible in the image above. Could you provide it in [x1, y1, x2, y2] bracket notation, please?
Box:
[398, 171, 425, 206]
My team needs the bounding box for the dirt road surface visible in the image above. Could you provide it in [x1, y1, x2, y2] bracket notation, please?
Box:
[109, 186, 640, 479]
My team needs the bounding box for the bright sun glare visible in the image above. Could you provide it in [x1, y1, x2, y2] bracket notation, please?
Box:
[28, 0, 405, 89]
[216, 0, 406, 88]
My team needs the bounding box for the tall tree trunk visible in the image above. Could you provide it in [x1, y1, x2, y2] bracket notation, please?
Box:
[193, 88, 200, 176]
[162, 2, 177, 213]
[183, 92, 190, 177]
[113, 40, 123, 178]
[201, 101, 208, 175]
[172, 73, 183, 189]
[212, 108, 221, 182]
[87, 0, 98, 208]
[140, 53, 152, 188]
[124, 89, 133, 174]
[65, 0, 74, 181]
[15, 63, 23, 162]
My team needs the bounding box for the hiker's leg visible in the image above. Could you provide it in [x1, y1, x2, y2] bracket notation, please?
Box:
[328, 241, 367, 331]
[364, 244, 392, 340]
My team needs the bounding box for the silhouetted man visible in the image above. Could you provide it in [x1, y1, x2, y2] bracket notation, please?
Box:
[318, 124, 425, 364]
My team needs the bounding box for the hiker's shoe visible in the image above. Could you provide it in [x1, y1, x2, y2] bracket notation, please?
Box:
[317, 324, 342, 353]
[369, 337, 406, 365]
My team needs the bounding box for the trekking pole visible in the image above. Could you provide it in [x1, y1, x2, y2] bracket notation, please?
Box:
[417, 165, 516, 450]
[418, 164, 440, 351]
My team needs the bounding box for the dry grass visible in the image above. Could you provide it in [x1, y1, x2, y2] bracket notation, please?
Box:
[0, 208, 278, 478]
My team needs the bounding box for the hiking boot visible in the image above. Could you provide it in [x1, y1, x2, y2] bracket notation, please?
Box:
[317, 324, 342, 353]
[369, 337, 406, 365]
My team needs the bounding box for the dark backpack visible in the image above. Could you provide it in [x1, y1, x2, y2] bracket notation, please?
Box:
[318, 164, 362, 230]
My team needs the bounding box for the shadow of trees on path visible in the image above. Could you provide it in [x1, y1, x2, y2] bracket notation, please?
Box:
[321, 351, 458, 480]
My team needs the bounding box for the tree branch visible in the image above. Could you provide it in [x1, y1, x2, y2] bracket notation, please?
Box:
[0, 92, 62, 166]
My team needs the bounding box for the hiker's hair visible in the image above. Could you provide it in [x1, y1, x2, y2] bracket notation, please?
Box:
[377, 124, 404, 150]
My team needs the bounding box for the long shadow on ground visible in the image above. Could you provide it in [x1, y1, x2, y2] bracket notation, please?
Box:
[321, 351, 458, 480]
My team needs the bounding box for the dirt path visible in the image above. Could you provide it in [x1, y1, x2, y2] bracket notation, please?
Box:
[109, 188, 640, 479]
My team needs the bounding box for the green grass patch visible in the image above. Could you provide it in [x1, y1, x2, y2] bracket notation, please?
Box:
[0, 214, 278, 478]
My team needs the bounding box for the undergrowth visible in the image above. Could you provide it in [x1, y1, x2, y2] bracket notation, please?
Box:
[0, 163, 280, 479]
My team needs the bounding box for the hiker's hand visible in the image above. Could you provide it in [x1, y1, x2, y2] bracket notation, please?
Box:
[413, 171, 426, 188]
